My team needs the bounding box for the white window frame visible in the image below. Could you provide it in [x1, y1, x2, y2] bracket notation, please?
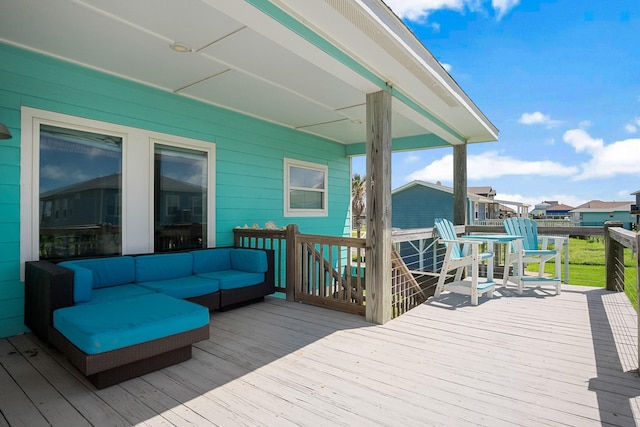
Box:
[283, 157, 328, 217]
[20, 107, 216, 279]
[149, 138, 214, 250]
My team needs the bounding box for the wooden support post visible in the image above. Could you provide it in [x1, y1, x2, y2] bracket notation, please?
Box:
[604, 221, 624, 292]
[285, 224, 299, 302]
[365, 90, 392, 324]
[453, 144, 467, 226]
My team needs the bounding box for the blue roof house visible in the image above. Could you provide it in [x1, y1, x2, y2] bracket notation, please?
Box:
[0, 0, 497, 334]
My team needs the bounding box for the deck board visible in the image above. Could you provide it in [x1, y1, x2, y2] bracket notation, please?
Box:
[1, 284, 639, 426]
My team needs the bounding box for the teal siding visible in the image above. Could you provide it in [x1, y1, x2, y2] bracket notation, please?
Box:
[392, 185, 454, 230]
[0, 43, 351, 338]
[581, 212, 633, 229]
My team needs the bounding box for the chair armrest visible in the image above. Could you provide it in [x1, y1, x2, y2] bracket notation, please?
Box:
[538, 235, 567, 250]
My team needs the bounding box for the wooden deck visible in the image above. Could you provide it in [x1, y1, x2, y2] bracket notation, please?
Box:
[2, 284, 640, 426]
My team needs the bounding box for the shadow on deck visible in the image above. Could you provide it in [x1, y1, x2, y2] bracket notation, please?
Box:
[1, 284, 639, 426]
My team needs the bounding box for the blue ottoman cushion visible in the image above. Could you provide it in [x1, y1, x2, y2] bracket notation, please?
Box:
[53, 293, 209, 354]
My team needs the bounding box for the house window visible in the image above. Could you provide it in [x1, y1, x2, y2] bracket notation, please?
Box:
[154, 144, 208, 252]
[166, 195, 179, 216]
[38, 124, 122, 259]
[284, 158, 328, 217]
[21, 108, 216, 271]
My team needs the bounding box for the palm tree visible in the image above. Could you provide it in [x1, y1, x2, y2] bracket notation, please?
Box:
[351, 173, 366, 238]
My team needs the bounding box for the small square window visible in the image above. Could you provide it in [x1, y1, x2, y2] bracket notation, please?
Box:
[284, 158, 328, 217]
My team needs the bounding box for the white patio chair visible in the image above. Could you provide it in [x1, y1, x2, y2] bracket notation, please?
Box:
[503, 217, 562, 295]
[433, 218, 496, 305]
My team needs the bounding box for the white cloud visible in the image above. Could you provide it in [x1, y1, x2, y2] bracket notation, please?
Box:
[492, 0, 520, 20]
[384, 0, 518, 21]
[404, 150, 578, 182]
[563, 128, 640, 180]
[404, 153, 421, 164]
[441, 63, 452, 72]
[624, 117, 640, 133]
[518, 111, 562, 128]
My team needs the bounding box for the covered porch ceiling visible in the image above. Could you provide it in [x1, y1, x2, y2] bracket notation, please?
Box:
[0, 0, 498, 152]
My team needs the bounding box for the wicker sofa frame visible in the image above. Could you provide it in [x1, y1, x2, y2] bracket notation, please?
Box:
[24, 247, 274, 389]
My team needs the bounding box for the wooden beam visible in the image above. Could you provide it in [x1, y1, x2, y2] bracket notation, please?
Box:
[453, 144, 467, 225]
[365, 90, 392, 324]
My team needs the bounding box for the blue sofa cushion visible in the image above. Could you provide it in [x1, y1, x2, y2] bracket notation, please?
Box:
[138, 276, 220, 299]
[192, 248, 232, 274]
[197, 270, 264, 290]
[135, 253, 193, 283]
[60, 257, 136, 289]
[58, 263, 94, 303]
[87, 284, 156, 304]
[53, 293, 209, 355]
[230, 249, 268, 273]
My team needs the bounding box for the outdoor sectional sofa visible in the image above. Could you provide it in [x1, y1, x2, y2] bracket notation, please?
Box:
[24, 247, 274, 388]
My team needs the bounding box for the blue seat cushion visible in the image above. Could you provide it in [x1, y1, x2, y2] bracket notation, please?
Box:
[53, 293, 209, 355]
[192, 248, 232, 274]
[138, 276, 220, 299]
[197, 270, 264, 290]
[86, 284, 156, 304]
[135, 253, 193, 283]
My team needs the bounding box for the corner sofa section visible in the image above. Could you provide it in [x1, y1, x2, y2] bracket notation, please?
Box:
[24, 247, 274, 389]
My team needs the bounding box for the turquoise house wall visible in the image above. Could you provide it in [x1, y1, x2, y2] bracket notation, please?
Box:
[0, 43, 351, 338]
[392, 185, 454, 230]
[580, 212, 633, 229]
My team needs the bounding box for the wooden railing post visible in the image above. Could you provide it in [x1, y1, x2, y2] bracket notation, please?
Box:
[604, 221, 624, 291]
[285, 224, 299, 302]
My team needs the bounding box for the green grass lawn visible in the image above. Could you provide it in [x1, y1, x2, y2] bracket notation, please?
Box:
[527, 236, 638, 311]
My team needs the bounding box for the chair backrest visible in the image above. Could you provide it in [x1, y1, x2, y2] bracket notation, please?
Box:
[503, 217, 538, 250]
[434, 218, 463, 259]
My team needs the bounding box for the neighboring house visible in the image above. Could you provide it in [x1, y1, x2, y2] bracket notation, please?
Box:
[0, 1, 497, 336]
[570, 200, 634, 229]
[631, 190, 640, 230]
[531, 201, 574, 219]
[467, 186, 497, 199]
[391, 181, 525, 229]
[545, 203, 574, 217]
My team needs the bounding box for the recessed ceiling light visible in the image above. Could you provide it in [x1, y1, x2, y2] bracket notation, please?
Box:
[170, 42, 192, 53]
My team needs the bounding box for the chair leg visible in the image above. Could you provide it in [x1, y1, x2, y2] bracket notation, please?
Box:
[435, 261, 449, 298]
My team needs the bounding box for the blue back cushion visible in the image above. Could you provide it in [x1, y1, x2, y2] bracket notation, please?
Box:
[135, 252, 193, 283]
[230, 249, 268, 273]
[60, 256, 135, 289]
[192, 248, 232, 274]
[58, 262, 94, 303]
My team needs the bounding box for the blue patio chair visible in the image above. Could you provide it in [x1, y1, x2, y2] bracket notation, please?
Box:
[503, 217, 562, 295]
[433, 218, 495, 305]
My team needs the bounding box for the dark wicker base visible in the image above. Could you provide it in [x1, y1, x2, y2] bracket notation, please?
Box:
[49, 324, 209, 389]
[186, 292, 220, 311]
[220, 283, 266, 310]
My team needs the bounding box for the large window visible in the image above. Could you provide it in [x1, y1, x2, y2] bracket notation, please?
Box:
[21, 108, 215, 270]
[39, 125, 122, 259]
[284, 158, 328, 217]
[154, 144, 208, 252]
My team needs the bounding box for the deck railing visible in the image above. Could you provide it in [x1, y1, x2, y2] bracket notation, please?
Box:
[603, 221, 640, 369]
[293, 232, 366, 315]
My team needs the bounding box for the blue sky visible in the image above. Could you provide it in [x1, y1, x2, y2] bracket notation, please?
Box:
[352, 0, 639, 210]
